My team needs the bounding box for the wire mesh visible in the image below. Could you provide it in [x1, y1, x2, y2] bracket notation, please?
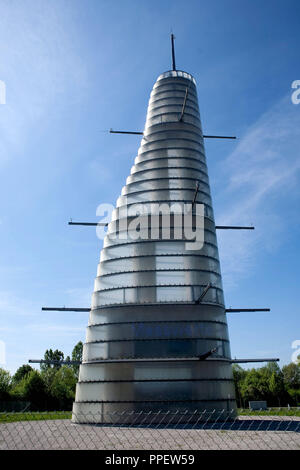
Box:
[0, 408, 299, 450]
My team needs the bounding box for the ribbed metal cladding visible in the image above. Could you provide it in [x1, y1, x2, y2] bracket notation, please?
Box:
[72, 70, 237, 424]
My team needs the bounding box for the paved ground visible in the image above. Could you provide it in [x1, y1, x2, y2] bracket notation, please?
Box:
[1, 416, 300, 450]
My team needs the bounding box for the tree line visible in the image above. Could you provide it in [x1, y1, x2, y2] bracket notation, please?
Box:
[0, 342, 83, 411]
[233, 361, 300, 407]
[0, 343, 299, 410]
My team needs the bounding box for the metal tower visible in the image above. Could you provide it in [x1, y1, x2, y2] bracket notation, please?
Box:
[72, 40, 238, 424]
[31, 36, 277, 424]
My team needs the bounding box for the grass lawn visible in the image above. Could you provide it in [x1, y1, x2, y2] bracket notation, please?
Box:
[0, 411, 71, 424]
[1, 408, 300, 423]
[238, 408, 300, 417]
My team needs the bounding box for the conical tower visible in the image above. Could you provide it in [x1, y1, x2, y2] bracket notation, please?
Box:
[72, 45, 237, 424]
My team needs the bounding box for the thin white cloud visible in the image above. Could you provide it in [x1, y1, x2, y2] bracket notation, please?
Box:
[0, 291, 39, 317]
[88, 158, 114, 182]
[28, 324, 84, 334]
[0, 2, 88, 168]
[216, 94, 300, 290]
[64, 287, 92, 307]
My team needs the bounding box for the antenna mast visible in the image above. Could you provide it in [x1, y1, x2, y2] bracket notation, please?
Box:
[171, 33, 176, 71]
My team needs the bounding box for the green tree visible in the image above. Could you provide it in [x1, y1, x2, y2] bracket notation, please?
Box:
[260, 362, 284, 405]
[65, 355, 71, 367]
[50, 366, 77, 409]
[263, 362, 282, 378]
[10, 375, 28, 401]
[269, 371, 284, 406]
[282, 362, 300, 389]
[71, 341, 83, 376]
[240, 368, 269, 404]
[39, 367, 60, 410]
[40, 349, 64, 372]
[11, 370, 48, 410]
[0, 368, 12, 400]
[24, 370, 48, 410]
[232, 364, 247, 408]
[13, 365, 33, 383]
[40, 366, 57, 392]
[282, 362, 300, 405]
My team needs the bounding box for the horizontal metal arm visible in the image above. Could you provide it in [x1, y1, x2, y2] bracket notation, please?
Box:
[68, 221, 106, 226]
[110, 129, 143, 135]
[29, 357, 280, 365]
[29, 359, 81, 365]
[68, 221, 253, 229]
[42, 307, 90, 312]
[42, 306, 270, 314]
[226, 308, 270, 313]
[231, 358, 279, 363]
[203, 135, 236, 139]
[109, 129, 236, 139]
[215, 226, 254, 230]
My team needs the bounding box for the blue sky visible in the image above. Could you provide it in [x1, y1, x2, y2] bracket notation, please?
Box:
[0, 0, 299, 373]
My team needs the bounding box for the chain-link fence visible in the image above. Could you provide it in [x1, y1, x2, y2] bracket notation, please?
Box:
[0, 409, 299, 450]
[0, 401, 30, 413]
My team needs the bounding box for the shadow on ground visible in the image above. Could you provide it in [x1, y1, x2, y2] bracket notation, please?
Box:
[85, 418, 300, 432]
